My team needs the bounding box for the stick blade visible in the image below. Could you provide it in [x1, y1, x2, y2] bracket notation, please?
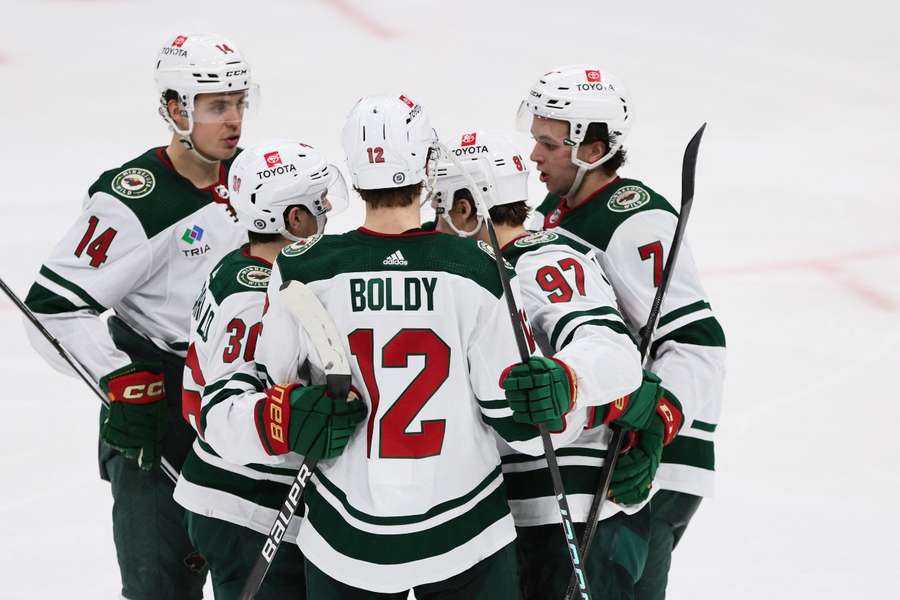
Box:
[681, 123, 707, 206]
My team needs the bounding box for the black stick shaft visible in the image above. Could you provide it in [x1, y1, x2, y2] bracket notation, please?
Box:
[0, 276, 180, 484]
[565, 123, 707, 600]
[483, 221, 592, 599]
[239, 373, 350, 600]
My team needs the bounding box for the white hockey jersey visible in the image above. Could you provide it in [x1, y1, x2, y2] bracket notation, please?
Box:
[256, 228, 554, 593]
[500, 230, 647, 526]
[173, 245, 302, 542]
[24, 147, 246, 381]
[531, 177, 727, 497]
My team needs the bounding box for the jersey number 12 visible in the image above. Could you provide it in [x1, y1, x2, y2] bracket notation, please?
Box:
[349, 328, 449, 459]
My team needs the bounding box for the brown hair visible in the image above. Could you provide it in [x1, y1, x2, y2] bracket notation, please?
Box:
[357, 183, 423, 209]
[453, 188, 530, 228]
[582, 122, 627, 175]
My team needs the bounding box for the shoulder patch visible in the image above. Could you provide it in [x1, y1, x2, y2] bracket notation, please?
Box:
[477, 240, 514, 270]
[607, 185, 651, 213]
[282, 234, 322, 257]
[236, 265, 270, 289]
[111, 167, 156, 199]
[513, 231, 559, 248]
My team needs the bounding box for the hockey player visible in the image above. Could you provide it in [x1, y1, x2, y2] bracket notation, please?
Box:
[22, 33, 255, 599]
[174, 141, 349, 599]
[254, 95, 567, 599]
[517, 65, 727, 599]
[432, 130, 685, 599]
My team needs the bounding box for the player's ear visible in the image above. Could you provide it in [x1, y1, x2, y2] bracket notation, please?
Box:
[578, 140, 607, 164]
[167, 97, 187, 130]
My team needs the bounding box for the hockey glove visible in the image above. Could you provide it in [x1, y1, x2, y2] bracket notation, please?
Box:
[608, 389, 684, 505]
[99, 363, 168, 472]
[502, 356, 576, 431]
[256, 384, 366, 460]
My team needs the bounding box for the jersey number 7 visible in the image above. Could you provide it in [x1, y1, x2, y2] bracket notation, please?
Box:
[349, 328, 449, 459]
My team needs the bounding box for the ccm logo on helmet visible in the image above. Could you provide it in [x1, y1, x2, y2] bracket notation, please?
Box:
[122, 382, 165, 401]
[225, 69, 247, 77]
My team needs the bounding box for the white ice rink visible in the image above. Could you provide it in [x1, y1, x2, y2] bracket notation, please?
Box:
[2, 1, 899, 597]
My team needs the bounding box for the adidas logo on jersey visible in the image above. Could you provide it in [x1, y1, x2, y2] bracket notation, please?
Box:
[382, 250, 408, 266]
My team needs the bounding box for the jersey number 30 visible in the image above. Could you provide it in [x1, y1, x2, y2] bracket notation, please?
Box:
[349, 328, 449, 459]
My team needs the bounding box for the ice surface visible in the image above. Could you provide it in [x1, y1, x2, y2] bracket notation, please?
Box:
[1, 0, 899, 597]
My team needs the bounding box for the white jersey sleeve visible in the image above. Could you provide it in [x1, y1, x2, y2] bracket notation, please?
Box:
[512, 238, 643, 411]
[24, 191, 151, 380]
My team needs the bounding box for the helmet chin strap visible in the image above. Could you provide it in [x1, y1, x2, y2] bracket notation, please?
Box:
[564, 140, 622, 200]
[177, 134, 220, 165]
[439, 210, 483, 238]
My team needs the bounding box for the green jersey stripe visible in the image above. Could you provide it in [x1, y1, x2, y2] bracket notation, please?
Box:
[660, 435, 714, 470]
[504, 464, 602, 500]
[193, 439, 298, 478]
[165, 340, 189, 352]
[477, 399, 509, 410]
[179, 444, 299, 513]
[304, 476, 510, 564]
[39, 266, 106, 312]
[24, 283, 83, 315]
[481, 415, 542, 443]
[657, 300, 712, 328]
[559, 318, 635, 351]
[691, 420, 717, 433]
[549, 306, 622, 350]
[314, 466, 502, 527]
[650, 317, 726, 358]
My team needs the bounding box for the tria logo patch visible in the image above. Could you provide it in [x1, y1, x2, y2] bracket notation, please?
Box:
[399, 95, 414, 108]
[585, 69, 602, 82]
[172, 35, 188, 48]
[182, 225, 204, 245]
[264, 151, 282, 167]
[461, 132, 477, 147]
[383, 250, 408, 266]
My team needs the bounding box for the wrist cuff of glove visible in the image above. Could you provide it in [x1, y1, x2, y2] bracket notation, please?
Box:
[255, 384, 299, 456]
[549, 357, 577, 413]
[656, 392, 684, 446]
[100, 362, 165, 405]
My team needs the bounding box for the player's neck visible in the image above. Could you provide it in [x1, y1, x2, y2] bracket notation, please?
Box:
[567, 169, 617, 208]
[479, 223, 526, 249]
[249, 240, 287, 266]
[363, 203, 422, 234]
[166, 137, 221, 189]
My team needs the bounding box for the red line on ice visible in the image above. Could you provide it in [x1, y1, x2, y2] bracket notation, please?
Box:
[704, 244, 900, 311]
[325, 0, 396, 40]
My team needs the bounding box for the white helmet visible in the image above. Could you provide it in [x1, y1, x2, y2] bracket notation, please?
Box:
[433, 130, 529, 237]
[516, 65, 631, 196]
[228, 141, 348, 240]
[341, 94, 439, 191]
[154, 33, 258, 152]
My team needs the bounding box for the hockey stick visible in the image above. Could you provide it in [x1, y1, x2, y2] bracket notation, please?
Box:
[441, 145, 592, 599]
[564, 123, 707, 600]
[239, 278, 352, 600]
[0, 276, 180, 484]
